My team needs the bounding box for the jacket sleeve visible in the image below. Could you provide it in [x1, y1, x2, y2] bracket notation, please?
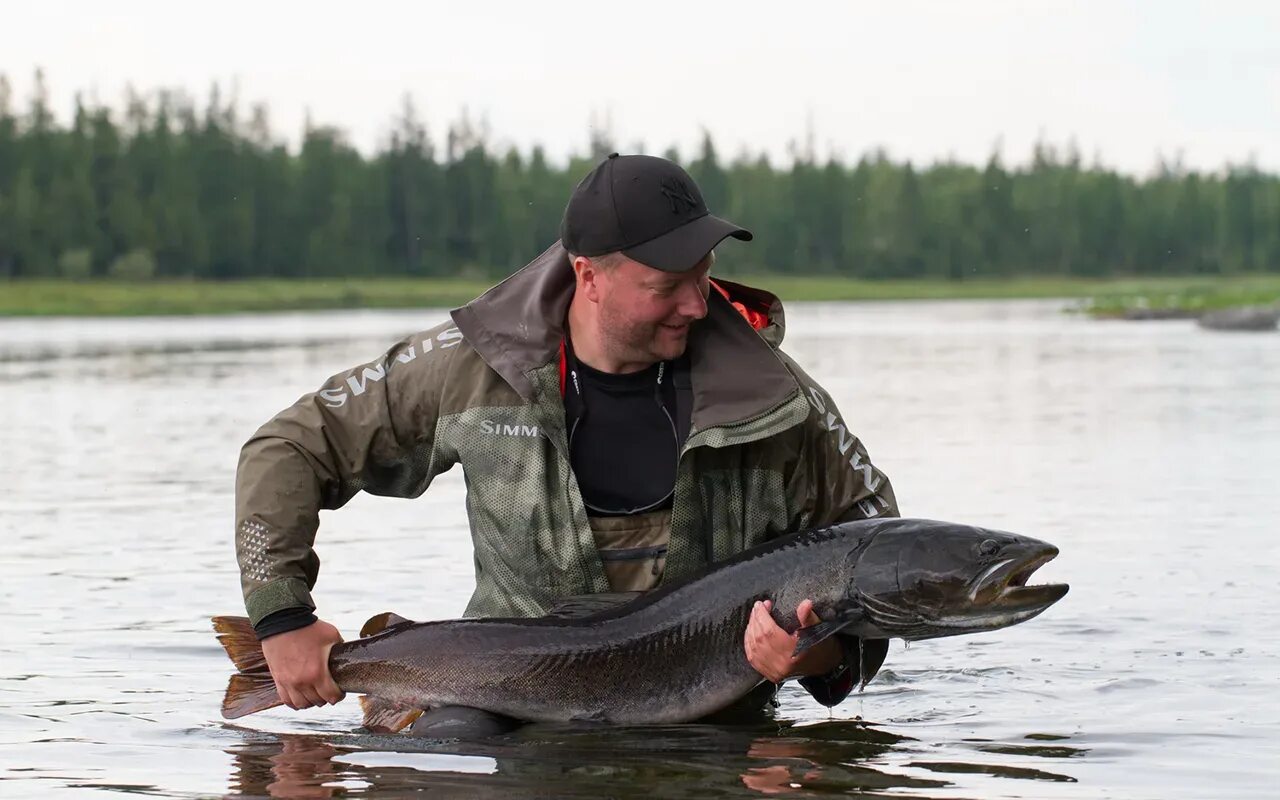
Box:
[234, 324, 463, 625]
[779, 354, 898, 706]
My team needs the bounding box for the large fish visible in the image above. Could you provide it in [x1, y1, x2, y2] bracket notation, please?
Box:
[213, 517, 1067, 729]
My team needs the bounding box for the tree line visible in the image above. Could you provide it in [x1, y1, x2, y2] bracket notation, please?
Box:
[2, 71, 1277, 282]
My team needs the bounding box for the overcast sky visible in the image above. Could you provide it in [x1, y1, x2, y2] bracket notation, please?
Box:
[5, 1, 1278, 175]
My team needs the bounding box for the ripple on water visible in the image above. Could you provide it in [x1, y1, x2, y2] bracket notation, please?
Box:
[907, 760, 1078, 783]
[1094, 677, 1161, 692]
[974, 742, 1091, 759]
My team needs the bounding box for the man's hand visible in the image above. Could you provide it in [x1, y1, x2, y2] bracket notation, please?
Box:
[260, 619, 345, 710]
[744, 599, 841, 683]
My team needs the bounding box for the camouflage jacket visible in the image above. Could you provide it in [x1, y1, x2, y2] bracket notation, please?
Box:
[235, 242, 898, 626]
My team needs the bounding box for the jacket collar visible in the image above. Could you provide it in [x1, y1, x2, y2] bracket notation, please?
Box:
[450, 242, 800, 430]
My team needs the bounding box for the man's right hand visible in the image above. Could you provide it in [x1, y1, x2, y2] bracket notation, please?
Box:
[261, 619, 345, 710]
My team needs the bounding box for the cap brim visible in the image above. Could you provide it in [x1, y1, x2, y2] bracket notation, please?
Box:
[622, 214, 753, 272]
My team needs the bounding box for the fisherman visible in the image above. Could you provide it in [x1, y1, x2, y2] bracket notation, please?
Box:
[234, 153, 898, 735]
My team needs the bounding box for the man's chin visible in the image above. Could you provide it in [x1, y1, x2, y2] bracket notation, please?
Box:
[652, 338, 688, 362]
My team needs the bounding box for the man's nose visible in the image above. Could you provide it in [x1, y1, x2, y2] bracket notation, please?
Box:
[676, 280, 709, 320]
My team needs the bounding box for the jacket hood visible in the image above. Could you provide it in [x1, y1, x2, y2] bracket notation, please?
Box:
[450, 242, 799, 431]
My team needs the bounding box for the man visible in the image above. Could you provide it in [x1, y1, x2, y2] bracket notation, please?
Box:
[234, 153, 897, 732]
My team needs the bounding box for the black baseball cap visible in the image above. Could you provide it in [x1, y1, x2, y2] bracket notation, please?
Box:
[560, 153, 753, 272]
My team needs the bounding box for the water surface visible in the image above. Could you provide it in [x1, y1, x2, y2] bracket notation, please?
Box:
[2, 300, 1277, 798]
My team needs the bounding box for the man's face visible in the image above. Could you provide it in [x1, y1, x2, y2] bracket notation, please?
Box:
[593, 252, 713, 366]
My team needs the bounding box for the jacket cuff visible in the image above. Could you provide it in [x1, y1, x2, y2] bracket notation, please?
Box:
[245, 577, 316, 626]
[797, 635, 858, 707]
[254, 607, 318, 639]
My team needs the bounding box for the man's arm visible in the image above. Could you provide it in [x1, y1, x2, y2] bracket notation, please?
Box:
[234, 324, 462, 707]
[743, 354, 899, 702]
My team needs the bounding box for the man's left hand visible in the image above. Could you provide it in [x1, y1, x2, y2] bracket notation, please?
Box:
[744, 599, 842, 683]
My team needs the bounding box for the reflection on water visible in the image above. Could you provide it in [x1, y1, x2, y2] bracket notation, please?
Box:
[229, 736, 346, 799]
[222, 722, 961, 799]
[3, 300, 1279, 798]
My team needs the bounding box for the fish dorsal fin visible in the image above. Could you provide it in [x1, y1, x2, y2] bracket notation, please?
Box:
[360, 611, 413, 638]
[793, 607, 865, 657]
[544, 592, 643, 619]
[359, 695, 423, 733]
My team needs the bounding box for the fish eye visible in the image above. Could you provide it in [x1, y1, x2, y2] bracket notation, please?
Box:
[978, 539, 1000, 557]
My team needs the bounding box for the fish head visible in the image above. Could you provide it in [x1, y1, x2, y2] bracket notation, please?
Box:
[850, 520, 1069, 641]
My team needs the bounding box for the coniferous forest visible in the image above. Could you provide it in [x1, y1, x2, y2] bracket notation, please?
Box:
[2, 72, 1278, 283]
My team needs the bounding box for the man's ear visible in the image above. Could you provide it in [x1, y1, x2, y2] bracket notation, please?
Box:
[573, 256, 603, 303]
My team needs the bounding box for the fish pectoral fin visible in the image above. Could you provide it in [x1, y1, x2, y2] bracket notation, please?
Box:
[792, 609, 865, 658]
[544, 591, 643, 619]
[360, 612, 414, 638]
[359, 695, 424, 733]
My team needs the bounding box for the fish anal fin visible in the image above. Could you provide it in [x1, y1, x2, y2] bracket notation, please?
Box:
[359, 695, 424, 733]
[544, 592, 643, 619]
[223, 673, 283, 718]
[360, 612, 414, 638]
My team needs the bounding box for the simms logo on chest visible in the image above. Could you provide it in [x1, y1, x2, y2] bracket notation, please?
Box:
[318, 327, 463, 408]
[479, 420, 540, 437]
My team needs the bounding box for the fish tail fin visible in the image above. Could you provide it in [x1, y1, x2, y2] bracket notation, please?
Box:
[212, 615, 283, 718]
[212, 615, 268, 673]
[224, 673, 283, 719]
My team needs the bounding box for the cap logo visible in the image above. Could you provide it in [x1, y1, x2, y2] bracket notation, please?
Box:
[659, 178, 697, 215]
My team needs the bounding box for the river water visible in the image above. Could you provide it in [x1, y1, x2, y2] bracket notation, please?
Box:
[1, 299, 1277, 798]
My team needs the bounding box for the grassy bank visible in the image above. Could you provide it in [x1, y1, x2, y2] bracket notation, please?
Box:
[1067, 276, 1280, 318]
[0, 278, 493, 317]
[3, 274, 1280, 317]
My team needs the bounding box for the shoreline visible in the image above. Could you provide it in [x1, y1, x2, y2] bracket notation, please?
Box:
[2, 274, 1279, 318]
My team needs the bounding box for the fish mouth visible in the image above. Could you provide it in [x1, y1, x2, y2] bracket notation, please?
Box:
[967, 545, 1069, 613]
